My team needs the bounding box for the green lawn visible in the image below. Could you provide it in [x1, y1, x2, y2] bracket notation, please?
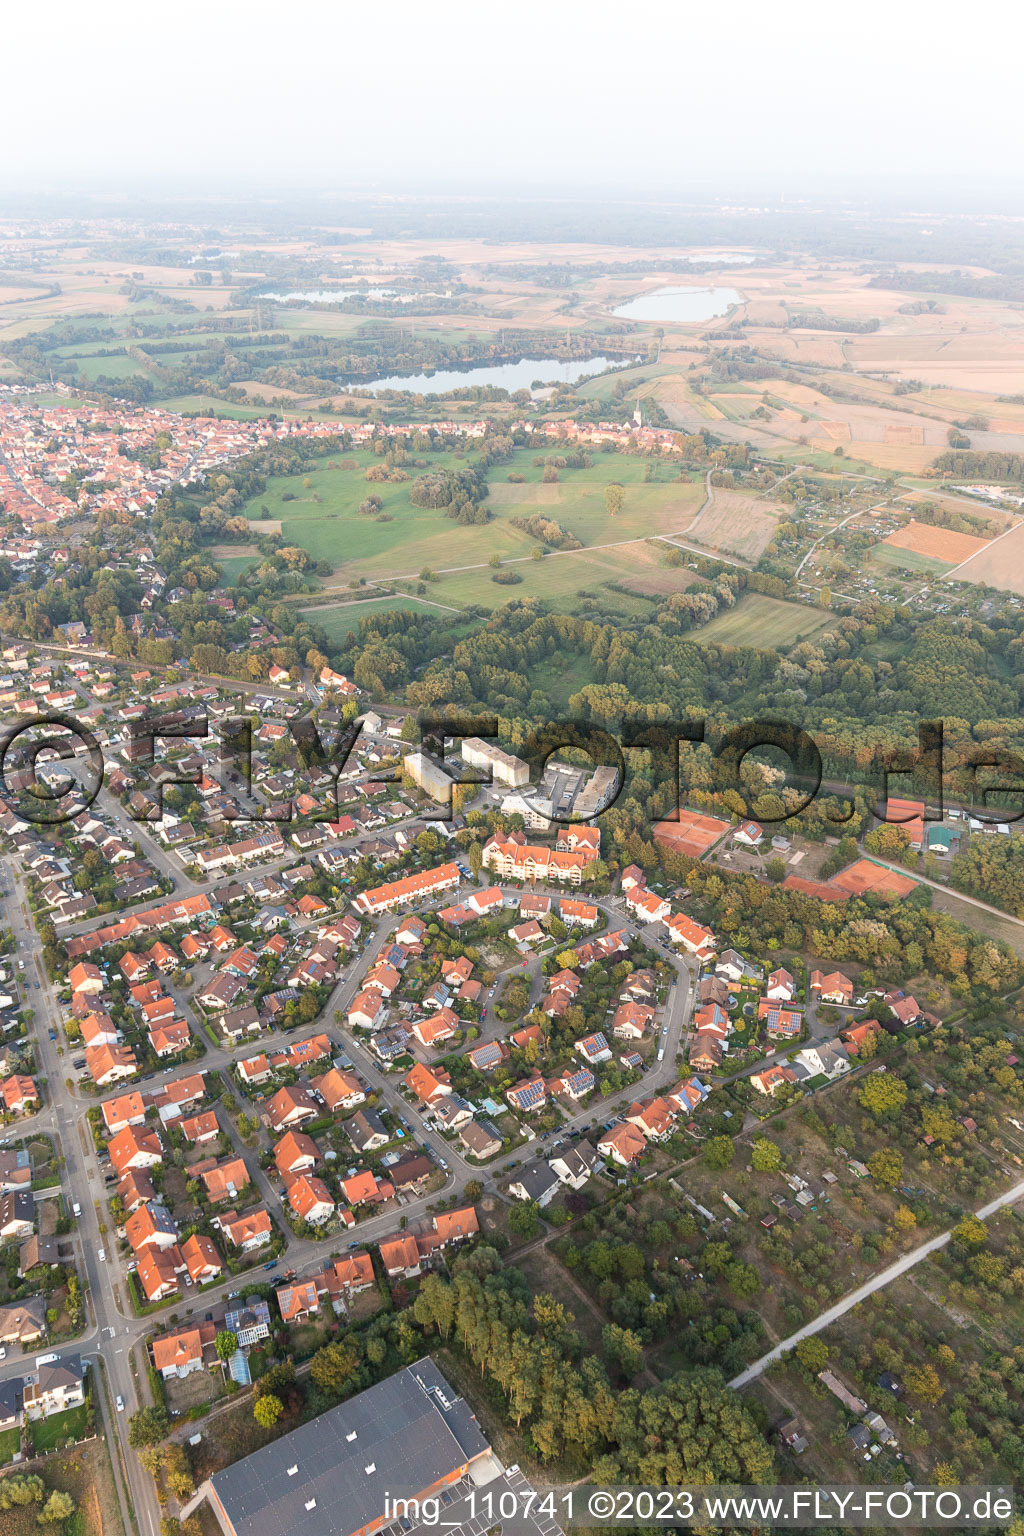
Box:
[299, 595, 460, 637]
[67, 353, 151, 381]
[216, 554, 261, 585]
[156, 395, 273, 419]
[28, 1403, 88, 1452]
[869, 542, 954, 575]
[0, 1425, 19, 1462]
[242, 447, 701, 583]
[694, 592, 835, 649]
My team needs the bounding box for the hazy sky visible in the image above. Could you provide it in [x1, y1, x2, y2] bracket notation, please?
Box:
[4, 0, 1022, 199]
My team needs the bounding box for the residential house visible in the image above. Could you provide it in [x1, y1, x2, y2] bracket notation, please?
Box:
[286, 1173, 336, 1226]
[274, 1131, 320, 1178]
[267, 1085, 319, 1131]
[597, 1123, 648, 1169]
[311, 1067, 366, 1111]
[508, 1162, 560, 1208]
[345, 1108, 390, 1153]
[217, 1207, 272, 1252]
[549, 1141, 597, 1189]
[23, 1356, 86, 1420]
[809, 969, 854, 1005]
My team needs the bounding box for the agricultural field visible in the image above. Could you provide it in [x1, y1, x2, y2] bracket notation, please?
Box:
[881, 519, 991, 565]
[946, 520, 1024, 594]
[870, 543, 954, 576]
[694, 593, 835, 650]
[685, 485, 785, 561]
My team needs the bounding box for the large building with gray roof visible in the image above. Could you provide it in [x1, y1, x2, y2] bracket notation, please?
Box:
[205, 1359, 490, 1536]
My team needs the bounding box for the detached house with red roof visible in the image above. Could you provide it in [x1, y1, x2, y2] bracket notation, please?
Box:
[624, 1096, 677, 1142]
[505, 1072, 547, 1113]
[274, 1130, 320, 1178]
[311, 1067, 365, 1111]
[267, 1085, 318, 1131]
[181, 1233, 222, 1285]
[597, 1122, 647, 1168]
[286, 1173, 335, 1226]
[217, 1207, 272, 1252]
[810, 970, 854, 1005]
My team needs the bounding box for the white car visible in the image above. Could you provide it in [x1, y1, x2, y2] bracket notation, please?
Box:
[115, 1396, 124, 1413]
[97, 1248, 106, 1262]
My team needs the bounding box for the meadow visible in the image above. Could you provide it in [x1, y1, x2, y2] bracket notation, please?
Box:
[693, 592, 835, 649]
[244, 448, 704, 603]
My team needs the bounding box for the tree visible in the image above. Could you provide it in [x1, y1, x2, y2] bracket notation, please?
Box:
[604, 483, 625, 518]
[952, 1214, 988, 1250]
[751, 1138, 781, 1172]
[215, 1330, 238, 1362]
[892, 1204, 917, 1231]
[904, 1363, 944, 1407]
[601, 1323, 645, 1379]
[867, 1147, 904, 1187]
[508, 1201, 540, 1238]
[795, 1336, 828, 1373]
[162, 1444, 194, 1501]
[704, 1134, 735, 1170]
[464, 1179, 483, 1202]
[39, 1489, 76, 1524]
[858, 1072, 907, 1118]
[309, 1341, 359, 1395]
[253, 1393, 284, 1428]
[128, 1406, 170, 1447]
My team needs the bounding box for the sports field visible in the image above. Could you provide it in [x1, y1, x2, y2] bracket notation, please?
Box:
[654, 807, 731, 857]
[831, 859, 918, 899]
[693, 593, 834, 649]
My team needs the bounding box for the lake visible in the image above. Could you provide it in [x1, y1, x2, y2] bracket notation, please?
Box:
[611, 285, 741, 323]
[347, 354, 625, 396]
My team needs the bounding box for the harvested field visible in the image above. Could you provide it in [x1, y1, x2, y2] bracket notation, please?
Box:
[883, 422, 924, 444]
[653, 807, 731, 858]
[946, 518, 1024, 594]
[686, 487, 782, 560]
[882, 519, 991, 564]
[830, 858, 918, 900]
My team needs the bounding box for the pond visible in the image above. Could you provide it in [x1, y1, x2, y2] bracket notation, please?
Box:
[611, 285, 741, 323]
